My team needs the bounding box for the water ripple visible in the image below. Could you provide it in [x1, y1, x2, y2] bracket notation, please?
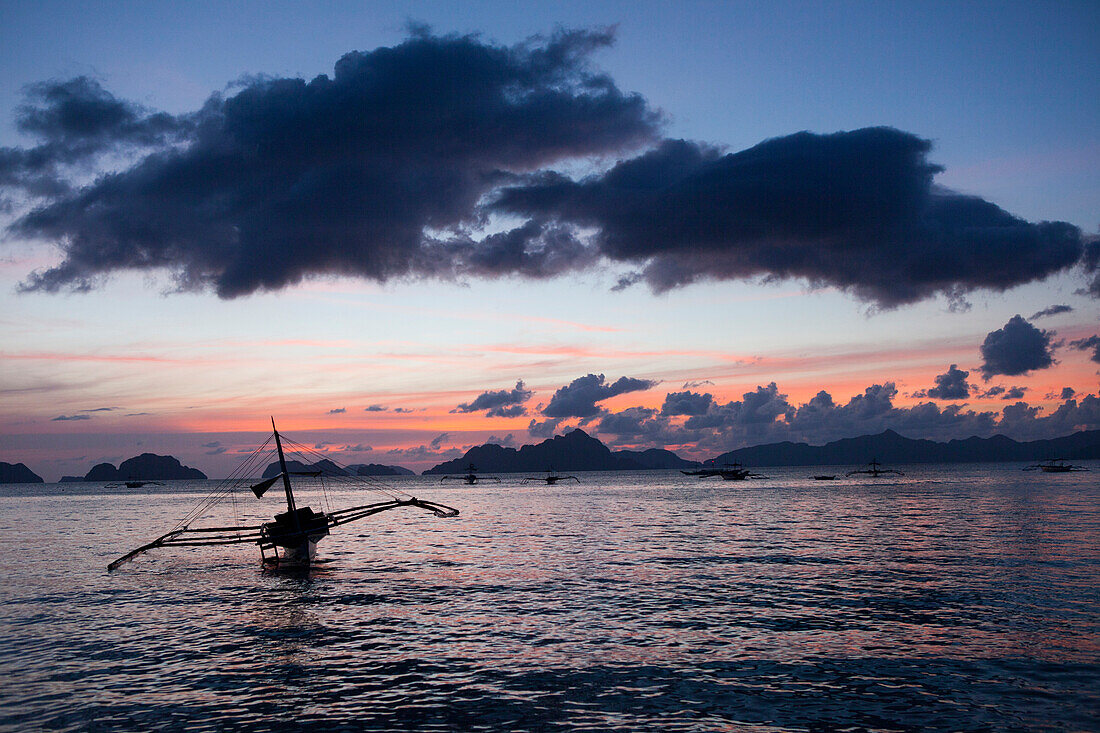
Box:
[2, 465, 1098, 731]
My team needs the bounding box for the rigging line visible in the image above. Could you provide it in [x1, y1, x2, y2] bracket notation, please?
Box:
[178, 445, 270, 523]
[170, 436, 275, 532]
[281, 438, 409, 498]
[231, 483, 239, 540]
[320, 471, 332, 515]
[279, 435, 408, 500]
[280, 442, 337, 512]
[280, 444, 329, 489]
[272, 449, 398, 506]
[302, 467, 404, 502]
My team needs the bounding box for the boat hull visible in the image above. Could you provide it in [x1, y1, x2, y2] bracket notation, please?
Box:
[267, 535, 323, 566]
[260, 506, 331, 567]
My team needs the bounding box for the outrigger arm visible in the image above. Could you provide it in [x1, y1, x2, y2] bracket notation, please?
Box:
[107, 524, 264, 571]
[328, 497, 459, 525]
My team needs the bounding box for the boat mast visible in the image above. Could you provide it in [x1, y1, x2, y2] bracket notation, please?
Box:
[271, 417, 297, 514]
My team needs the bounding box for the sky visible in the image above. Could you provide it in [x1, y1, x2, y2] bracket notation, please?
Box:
[1, 0, 1097, 480]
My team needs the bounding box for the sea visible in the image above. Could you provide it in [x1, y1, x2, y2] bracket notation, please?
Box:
[1, 463, 1097, 732]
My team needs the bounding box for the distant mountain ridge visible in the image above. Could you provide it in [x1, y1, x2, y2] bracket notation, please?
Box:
[425, 428, 1099, 475]
[424, 429, 701, 474]
[6, 429, 1097, 484]
[708, 429, 1100, 466]
[262, 459, 413, 478]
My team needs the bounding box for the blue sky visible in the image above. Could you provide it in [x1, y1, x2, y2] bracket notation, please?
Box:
[1, 1, 1097, 479]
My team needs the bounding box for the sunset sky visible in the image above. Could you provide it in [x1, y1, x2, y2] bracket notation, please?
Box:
[1, 0, 1097, 480]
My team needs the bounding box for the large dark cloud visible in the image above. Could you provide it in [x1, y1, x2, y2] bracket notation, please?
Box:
[979, 315, 1055, 379]
[7, 29, 657, 296]
[923, 364, 971, 400]
[543, 373, 658, 418]
[451, 380, 533, 417]
[1082, 239, 1100, 297]
[494, 130, 1087, 307]
[15, 77, 182, 150]
[0, 77, 189, 201]
[4, 31, 1092, 307]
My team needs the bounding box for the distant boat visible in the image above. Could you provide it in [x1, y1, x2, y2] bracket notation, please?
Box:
[440, 463, 500, 485]
[812, 475, 837, 481]
[1024, 458, 1089, 473]
[719, 464, 767, 480]
[107, 418, 459, 571]
[522, 468, 579, 485]
[105, 480, 164, 488]
[845, 460, 904, 477]
[683, 463, 752, 478]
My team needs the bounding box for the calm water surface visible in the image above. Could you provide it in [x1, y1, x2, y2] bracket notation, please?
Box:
[1, 464, 1098, 731]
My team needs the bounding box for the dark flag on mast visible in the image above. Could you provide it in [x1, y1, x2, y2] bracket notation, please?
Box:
[250, 474, 282, 498]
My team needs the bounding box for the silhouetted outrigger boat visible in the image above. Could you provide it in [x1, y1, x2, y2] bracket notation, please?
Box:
[719, 464, 767, 480]
[105, 480, 163, 488]
[1024, 458, 1089, 473]
[684, 463, 759, 478]
[107, 419, 459, 571]
[439, 463, 499, 485]
[845, 460, 904, 477]
[522, 468, 580, 485]
[681, 468, 723, 477]
[685, 462, 766, 480]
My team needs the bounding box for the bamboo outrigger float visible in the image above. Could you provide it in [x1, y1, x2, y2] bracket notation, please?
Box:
[107, 418, 459, 571]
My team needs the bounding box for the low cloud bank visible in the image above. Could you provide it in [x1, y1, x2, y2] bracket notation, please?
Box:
[589, 382, 1100, 452]
[508, 371, 1100, 452]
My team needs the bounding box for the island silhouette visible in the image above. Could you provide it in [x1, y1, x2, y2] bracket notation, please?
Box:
[0, 462, 43, 483]
[3, 428, 1097, 483]
[424, 429, 698, 474]
[261, 459, 414, 478]
[425, 428, 1099, 474]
